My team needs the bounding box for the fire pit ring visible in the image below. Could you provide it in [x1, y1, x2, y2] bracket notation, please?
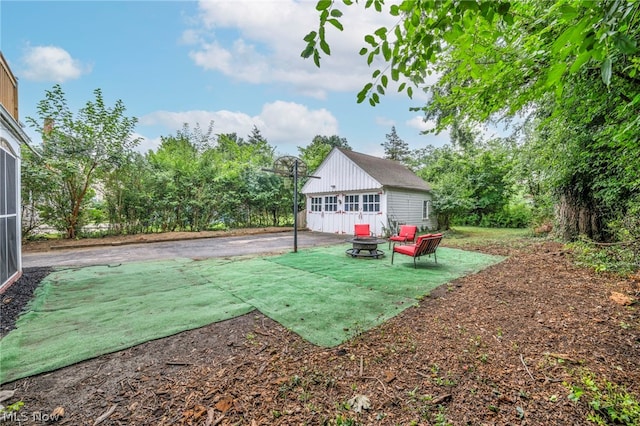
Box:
[345, 237, 387, 259]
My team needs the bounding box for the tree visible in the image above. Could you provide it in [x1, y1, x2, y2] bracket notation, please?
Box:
[430, 174, 474, 230]
[414, 138, 521, 228]
[147, 131, 202, 231]
[211, 132, 280, 227]
[25, 84, 140, 239]
[303, 0, 640, 241]
[381, 126, 410, 163]
[303, 1, 638, 112]
[102, 152, 154, 234]
[247, 125, 268, 146]
[20, 146, 51, 238]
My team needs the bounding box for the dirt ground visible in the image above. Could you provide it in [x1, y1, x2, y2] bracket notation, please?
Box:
[2, 231, 640, 425]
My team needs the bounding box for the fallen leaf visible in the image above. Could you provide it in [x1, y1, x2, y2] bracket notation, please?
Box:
[610, 291, 634, 306]
[51, 406, 65, 419]
[347, 394, 371, 413]
[214, 396, 234, 413]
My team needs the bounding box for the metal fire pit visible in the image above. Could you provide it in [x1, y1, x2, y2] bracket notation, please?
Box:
[345, 237, 387, 259]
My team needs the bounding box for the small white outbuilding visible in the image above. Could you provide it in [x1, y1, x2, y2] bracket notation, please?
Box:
[301, 147, 437, 237]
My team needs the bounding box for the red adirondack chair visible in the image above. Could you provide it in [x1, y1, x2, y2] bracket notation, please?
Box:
[354, 224, 372, 238]
[391, 233, 443, 268]
[388, 225, 418, 249]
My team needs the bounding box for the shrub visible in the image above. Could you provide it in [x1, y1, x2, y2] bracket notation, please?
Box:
[567, 371, 640, 426]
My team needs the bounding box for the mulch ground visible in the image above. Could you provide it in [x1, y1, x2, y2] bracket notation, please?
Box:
[1, 236, 639, 425]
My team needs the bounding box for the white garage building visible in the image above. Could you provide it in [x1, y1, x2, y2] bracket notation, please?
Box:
[302, 147, 437, 237]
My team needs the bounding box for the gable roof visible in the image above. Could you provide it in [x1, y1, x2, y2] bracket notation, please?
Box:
[337, 148, 431, 192]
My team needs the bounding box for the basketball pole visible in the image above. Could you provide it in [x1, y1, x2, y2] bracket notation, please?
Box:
[293, 159, 298, 253]
[262, 156, 318, 254]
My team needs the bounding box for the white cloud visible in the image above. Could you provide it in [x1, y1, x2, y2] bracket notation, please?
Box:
[139, 109, 252, 135]
[180, 29, 202, 45]
[190, 39, 269, 84]
[186, 0, 401, 98]
[133, 133, 162, 154]
[375, 116, 395, 127]
[139, 100, 338, 153]
[406, 116, 450, 147]
[20, 46, 90, 82]
[258, 100, 338, 148]
[406, 115, 433, 133]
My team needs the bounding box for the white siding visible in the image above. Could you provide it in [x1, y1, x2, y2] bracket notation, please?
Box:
[302, 149, 381, 194]
[386, 189, 437, 231]
[302, 149, 436, 237]
[305, 192, 388, 236]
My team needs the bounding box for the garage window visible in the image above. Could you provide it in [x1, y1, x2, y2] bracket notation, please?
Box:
[310, 197, 322, 212]
[324, 196, 337, 212]
[344, 194, 359, 211]
[362, 194, 380, 212]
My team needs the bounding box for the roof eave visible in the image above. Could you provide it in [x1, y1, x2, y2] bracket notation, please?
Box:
[0, 103, 38, 156]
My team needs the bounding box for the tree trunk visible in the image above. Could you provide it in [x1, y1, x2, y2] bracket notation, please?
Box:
[554, 188, 603, 242]
[438, 214, 451, 231]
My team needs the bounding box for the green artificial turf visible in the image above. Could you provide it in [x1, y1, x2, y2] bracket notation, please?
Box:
[0, 245, 504, 384]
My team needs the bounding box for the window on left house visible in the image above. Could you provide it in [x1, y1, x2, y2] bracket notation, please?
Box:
[423, 200, 431, 220]
[310, 197, 322, 212]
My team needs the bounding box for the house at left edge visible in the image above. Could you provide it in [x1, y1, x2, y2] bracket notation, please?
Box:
[1, 51, 32, 291]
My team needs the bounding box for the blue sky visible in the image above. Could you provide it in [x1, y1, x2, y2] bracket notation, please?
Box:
[1, 0, 455, 158]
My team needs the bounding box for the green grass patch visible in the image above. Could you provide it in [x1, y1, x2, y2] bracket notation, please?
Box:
[441, 226, 533, 249]
[1, 245, 504, 384]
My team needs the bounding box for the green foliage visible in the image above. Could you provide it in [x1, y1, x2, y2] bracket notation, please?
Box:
[303, 0, 640, 243]
[146, 124, 219, 231]
[566, 195, 640, 275]
[433, 406, 452, 426]
[430, 175, 474, 230]
[609, 198, 640, 263]
[70, 121, 288, 236]
[381, 126, 410, 164]
[24, 84, 140, 239]
[207, 221, 227, 231]
[0, 400, 24, 414]
[567, 371, 640, 426]
[84, 199, 107, 226]
[568, 237, 638, 276]
[414, 135, 530, 229]
[20, 145, 53, 238]
[102, 152, 154, 234]
[456, 200, 533, 229]
[304, 1, 639, 109]
[333, 415, 358, 426]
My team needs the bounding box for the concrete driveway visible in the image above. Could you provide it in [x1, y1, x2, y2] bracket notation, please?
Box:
[22, 231, 347, 268]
